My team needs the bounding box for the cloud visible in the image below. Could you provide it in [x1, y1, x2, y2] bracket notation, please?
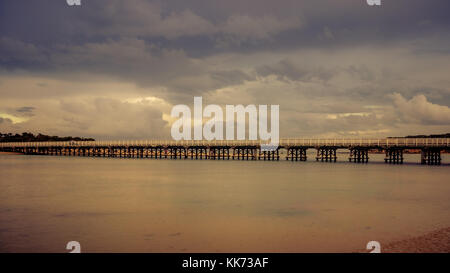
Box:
[77, 1, 216, 39]
[392, 93, 450, 125]
[63, 0, 302, 41]
[2, 41, 450, 138]
[255, 59, 337, 83]
[221, 14, 301, 40]
[15, 106, 36, 118]
[0, 113, 29, 124]
[0, 97, 171, 140]
[0, 37, 46, 65]
[318, 26, 334, 40]
[16, 106, 35, 113]
[1, 0, 450, 139]
[0, 117, 9, 124]
[0, 37, 256, 99]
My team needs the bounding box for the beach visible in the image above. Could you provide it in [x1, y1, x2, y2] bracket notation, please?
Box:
[358, 227, 450, 253]
[380, 227, 450, 253]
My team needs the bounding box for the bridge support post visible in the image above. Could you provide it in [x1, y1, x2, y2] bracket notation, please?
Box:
[349, 148, 369, 163]
[316, 147, 337, 162]
[209, 147, 217, 160]
[286, 147, 307, 161]
[258, 149, 280, 161]
[384, 148, 404, 164]
[421, 148, 441, 165]
[201, 147, 206, 159]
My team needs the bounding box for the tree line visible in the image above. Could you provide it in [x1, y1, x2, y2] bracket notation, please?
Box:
[0, 132, 95, 142]
[389, 133, 450, 138]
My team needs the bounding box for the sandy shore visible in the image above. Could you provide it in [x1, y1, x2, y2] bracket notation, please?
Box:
[359, 227, 450, 253]
[382, 227, 450, 253]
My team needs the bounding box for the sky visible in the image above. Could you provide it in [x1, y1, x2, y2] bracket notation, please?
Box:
[1, 0, 450, 140]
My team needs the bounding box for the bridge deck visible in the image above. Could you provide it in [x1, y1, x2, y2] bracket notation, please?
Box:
[0, 138, 449, 148]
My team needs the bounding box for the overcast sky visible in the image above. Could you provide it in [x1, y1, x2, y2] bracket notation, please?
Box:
[1, 0, 450, 139]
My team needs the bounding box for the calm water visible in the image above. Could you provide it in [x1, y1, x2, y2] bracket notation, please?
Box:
[0, 152, 449, 253]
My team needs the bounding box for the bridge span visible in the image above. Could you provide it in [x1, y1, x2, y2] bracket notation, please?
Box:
[1, 138, 449, 165]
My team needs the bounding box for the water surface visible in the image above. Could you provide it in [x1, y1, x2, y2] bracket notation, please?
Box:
[0, 153, 449, 252]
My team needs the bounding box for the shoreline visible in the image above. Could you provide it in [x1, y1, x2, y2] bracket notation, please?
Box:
[359, 227, 450, 253]
[382, 226, 450, 253]
[0, 151, 23, 155]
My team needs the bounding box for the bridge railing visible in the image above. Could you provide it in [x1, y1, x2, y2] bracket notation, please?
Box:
[1, 138, 449, 148]
[280, 138, 450, 147]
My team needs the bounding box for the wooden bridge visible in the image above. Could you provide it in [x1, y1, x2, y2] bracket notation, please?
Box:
[1, 138, 449, 165]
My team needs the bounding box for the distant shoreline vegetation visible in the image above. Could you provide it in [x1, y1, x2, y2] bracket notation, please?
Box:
[388, 133, 450, 139]
[0, 132, 95, 143]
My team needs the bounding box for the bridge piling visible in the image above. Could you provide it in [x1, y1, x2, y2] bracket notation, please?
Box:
[286, 147, 307, 161]
[316, 147, 337, 162]
[385, 148, 404, 164]
[421, 148, 441, 165]
[349, 148, 369, 163]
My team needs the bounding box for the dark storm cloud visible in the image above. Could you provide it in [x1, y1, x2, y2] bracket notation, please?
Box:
[15, 106, 36, 117]
[1, 0, 449, 54]
[1, 0, 449, 86]
[16, 106, 35, 113]
[0, 36, 255, 98]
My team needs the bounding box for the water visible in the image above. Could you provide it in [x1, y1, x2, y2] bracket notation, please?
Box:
[0, 152, 449, 252]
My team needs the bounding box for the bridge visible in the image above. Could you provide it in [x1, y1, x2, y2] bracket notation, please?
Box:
[1, 138, 449, 165]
